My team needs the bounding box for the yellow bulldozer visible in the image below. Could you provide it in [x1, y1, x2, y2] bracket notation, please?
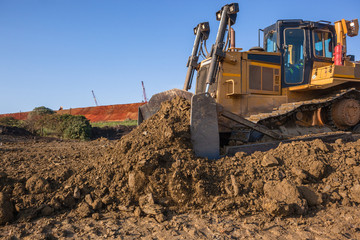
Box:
[139, 3, 360, 159]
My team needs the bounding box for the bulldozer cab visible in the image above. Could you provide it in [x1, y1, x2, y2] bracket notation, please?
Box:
[263, 20, 336, 88]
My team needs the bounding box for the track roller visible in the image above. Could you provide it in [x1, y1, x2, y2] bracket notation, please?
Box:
[330, 98, 360, 130]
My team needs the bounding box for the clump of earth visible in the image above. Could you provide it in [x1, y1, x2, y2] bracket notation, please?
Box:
[1, 97, 360, 238]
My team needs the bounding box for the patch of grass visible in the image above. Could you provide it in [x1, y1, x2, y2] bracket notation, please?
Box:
[91, 120, 137, 128]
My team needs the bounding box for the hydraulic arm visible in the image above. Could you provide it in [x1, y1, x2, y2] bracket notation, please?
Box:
[183, 22, 210, 91]
[205, 3, 239, 92]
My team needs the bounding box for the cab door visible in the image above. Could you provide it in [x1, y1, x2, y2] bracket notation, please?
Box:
[283, 28, 305, 85]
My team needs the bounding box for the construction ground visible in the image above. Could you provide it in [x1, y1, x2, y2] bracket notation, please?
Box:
[0, 97, 360, 239]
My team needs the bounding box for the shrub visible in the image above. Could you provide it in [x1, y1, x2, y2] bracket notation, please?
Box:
[0, 117, 22, 127]
[24, 106, 92, 140]
[27, 106, 55, 120]
[60, 115, 92, 140]
[25, 106, 56, 134]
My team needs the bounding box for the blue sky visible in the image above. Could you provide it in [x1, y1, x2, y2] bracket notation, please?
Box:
[1, 0, 360, 114]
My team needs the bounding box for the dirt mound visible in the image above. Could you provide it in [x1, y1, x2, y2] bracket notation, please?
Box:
[1, 96, 360, 228]
[91, 97, 360, 218]
[0, 125, 32, 136]
[103, 97, 360, 218]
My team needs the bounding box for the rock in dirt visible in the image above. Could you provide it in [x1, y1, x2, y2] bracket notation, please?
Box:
[230, 175, 239, 196]
[128, 171, 146, 194]
[134, 207, 142, 217]
[350, 184, 360, 203]
[335, 138, 343, 145]
[83, 194, 103, 210]
[85, 194, 93, 206]
[308, 160, 326, 180]
[0, 192, 14, 225]
[73, 187, 81, 199]
[25, 176, 51, 194]
[262, 198, 291, 216]
[101, 195, 113, 205]
[118, 205, 134, 212]
[235, 151, 247, 159]
[139, 193, 163, 216]
[92, 212, 101, 220]
[252, 180, 264, 194]
[61, 193, 76, 208]
[41, 205, 54, 216]
[298, 186, 322, 206]
[76, 202, 92, 218]
[354, 166, 360, 177]
[263, 180, 307, 216]
[91, 199, 103, 211]
[312, 139, 328, 152]
[291, 167, 308, 183]
[345, 158, 357, 166]
[261, 154, 279, 167]
[155, 213, 166, 223]
[225, 175, 240, 196]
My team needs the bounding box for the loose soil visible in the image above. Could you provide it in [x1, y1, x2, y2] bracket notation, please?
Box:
[1, 97, 360, 239]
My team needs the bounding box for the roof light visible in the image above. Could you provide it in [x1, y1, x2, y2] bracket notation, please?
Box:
[216, 10, 222, 21]
[228, 3, 239, 14]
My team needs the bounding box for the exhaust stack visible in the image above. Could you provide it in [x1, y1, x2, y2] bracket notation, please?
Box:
[230, 27, 235, 51]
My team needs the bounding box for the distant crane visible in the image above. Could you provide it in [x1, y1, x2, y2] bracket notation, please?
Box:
[141, 81, 148, 103]
[92, 90, 99, 106]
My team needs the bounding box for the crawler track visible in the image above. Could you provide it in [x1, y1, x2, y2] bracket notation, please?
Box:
[247, 88, 360, 131]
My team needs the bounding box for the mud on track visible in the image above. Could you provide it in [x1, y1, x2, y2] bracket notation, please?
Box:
[1, 97, 360, 239]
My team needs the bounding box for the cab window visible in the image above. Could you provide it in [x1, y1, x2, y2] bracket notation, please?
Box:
[265, 31, 277, 52]
[314, 31, 333, 58]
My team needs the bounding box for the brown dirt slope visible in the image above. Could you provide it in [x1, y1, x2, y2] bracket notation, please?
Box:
[0, 102, 145, 122]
